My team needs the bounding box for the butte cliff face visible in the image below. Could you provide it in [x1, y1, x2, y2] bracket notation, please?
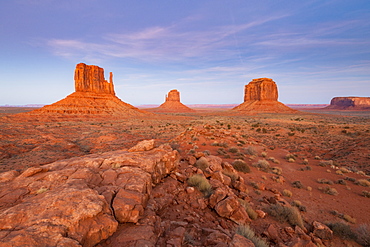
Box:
[326, 97, 370, 110]
[154, 89, 195, 113]
[30, 63, 148, 116]
[233, 78, 296, 113]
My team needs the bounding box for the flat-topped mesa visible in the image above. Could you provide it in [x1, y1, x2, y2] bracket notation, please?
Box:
[74, 63, 115, 95]
[233, 78, 296, 113]
[244, 78, 278, 101]
[326, 96, 370, 110]
[154, 89, 195, 113]
[165, 89, 180, 102]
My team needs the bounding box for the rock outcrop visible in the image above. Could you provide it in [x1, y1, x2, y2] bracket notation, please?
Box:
[233, 78, 296, 113]
[326, 96, 370, 110]
[0, 140, 179, 246]
[154, 89, 195, 113]
[29, 63, 148, 116]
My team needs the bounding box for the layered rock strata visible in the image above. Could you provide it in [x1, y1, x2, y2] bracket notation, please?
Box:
[326, 96, 370, 110]
[0, 141, 179, 246]
[155, 89, 195, 113]
[30, 63, 148, 116]
[233, 78, 296, 113]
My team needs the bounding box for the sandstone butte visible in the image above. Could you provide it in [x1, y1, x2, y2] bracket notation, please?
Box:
[233, 78, 296, 113]
[154, 89, 195, 113]
[29, 63, 149, 116]
[325, 96, 370, 110]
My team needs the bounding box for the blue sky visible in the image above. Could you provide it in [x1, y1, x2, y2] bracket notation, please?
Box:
[1, 0, 369, 105]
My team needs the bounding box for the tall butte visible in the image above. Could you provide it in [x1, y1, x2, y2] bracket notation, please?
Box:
[154, 89, 195, 112]
[233, 78, 296, 113]
[31, 63, 148, 116]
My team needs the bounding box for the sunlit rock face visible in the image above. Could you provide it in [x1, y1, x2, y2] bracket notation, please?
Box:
[233, 78, 296, 113]
[28, 63, 149, 116]
[326, 97, 370, 110]
[74, 63, 115, 95]
[155, 89, 195, 113]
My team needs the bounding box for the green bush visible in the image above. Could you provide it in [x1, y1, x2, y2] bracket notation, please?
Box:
[187, 175, 213, 197]
[232, 160, 251, 173]
[236, 225, 269, 247]
[267, 204, 304, 229]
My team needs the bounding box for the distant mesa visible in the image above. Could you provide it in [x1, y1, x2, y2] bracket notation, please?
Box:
[153, 89, 195, 113]
[325, 97, 370, 110]
[30, 63, 148, 116]
[233, 78, 296, 113]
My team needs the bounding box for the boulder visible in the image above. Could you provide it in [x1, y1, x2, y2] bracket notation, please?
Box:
[312, 221, 333, 240]
[0, 143, 179, 246]
[230, 234, 255, 247]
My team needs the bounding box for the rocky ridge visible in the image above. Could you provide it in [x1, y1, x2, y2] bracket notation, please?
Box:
[233, 78, 296, 113]
[326, 97, 370, 110]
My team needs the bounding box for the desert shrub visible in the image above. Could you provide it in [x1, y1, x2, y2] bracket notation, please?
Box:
[362, 190, 370, 198]
[232, 160, 251, 173]
[356, 224, 370, 246]
[228, 147, 239, 153]
[335, 179, 347, 185]
[357, 171, 366, 176]
[187, 175, 213, 197]
[188, 149, 196, 154]
[238, 199, 258, 220]
[302, 158, 309, 165]
[345, 177, 356, 182]
[319, 160, 334, 167]
[339, 167, 351, 173]
[356, 179, 370, 187]
[291, 200, 307, 212]
[314, 156, 321, 160]
[36, 187, 48, 194]
[268, 157, 280, 164]
[317, 178, 334, 185]
[261, 151, 267, 157]
[244, 146, 257, 156]
[170, 141, 180, 151]
[271, 167, 283, 175]
[285, 153, 295, 161]
[306, 186, 312, 191]
[326, 222, 356, 240]
[252, 159, 270, 172]
[217, 148, 227, 155]
[282, 189, 292, 197]
[343, 214, 356, 224]
[266, 204, 304, 229]
[203, 150, 210, 156]
[222, 170, 238, 183]
[236, 225, 269, 247]
[194, 157, 209, 171]
[320, 186, 338, 196]
[292, 180, 304, 189]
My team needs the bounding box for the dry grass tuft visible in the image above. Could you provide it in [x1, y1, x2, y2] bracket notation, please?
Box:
[356, 179, 370, 187]
[232, 159, 251, 173]
[267, 204, 304, 229]
[282, 189, 292, 197]
[187, 175, 213, 197]
[236, 225, 269, 247]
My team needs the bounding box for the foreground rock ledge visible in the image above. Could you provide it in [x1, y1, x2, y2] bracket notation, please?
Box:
[0, 141, 179, 247]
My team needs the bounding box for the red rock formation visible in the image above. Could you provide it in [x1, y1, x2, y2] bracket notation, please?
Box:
[154, 89, 195, 113]
[326, 96, 370, 110]
[233, 78, 296, 113]
[30, 63, 148, 116]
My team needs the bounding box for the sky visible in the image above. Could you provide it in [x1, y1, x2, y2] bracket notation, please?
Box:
[0, 0, 369, 105]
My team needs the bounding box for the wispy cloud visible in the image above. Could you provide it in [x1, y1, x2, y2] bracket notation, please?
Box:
[46, 13, 289, 63]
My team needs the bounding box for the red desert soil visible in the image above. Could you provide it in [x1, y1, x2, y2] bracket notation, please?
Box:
[1, 107, 369, 246]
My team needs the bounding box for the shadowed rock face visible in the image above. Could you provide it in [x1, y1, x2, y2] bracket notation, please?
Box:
[327, 97, 370, 110]
[233, 78, 296, 113]
[28, 63, 148, 116]
[155, 89, 195, 113]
